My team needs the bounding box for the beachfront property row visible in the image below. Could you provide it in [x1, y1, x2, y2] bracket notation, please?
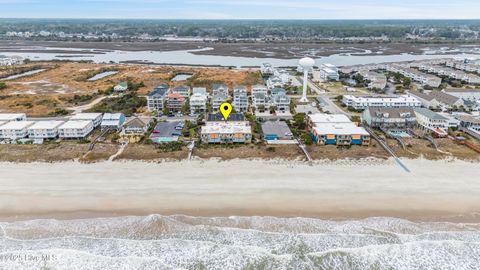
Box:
[361, 105, 480, 138]
[147, 83, 292, 115]
[306, 114, 370, 146]
[200, 113, 252, 144]
[0, 112, 128, 142]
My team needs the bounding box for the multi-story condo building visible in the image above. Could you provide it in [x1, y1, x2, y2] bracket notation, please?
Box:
[342, 95, 422, 110]
[251, 85, 268, 95]
[414, 108, 451, 134]
[408, 90, 465, 111]
[167, 92, 186, 113]
[211, 84, 229, 113]
[233, 86, 248, 113]
[307, 114, 370, 146]
[319, 63, 339, 81]
[27, 121, 64, 139]
[0, 121, 34, 140]
[201, 114, 252, 144]
[362, 107, 417, 129]
[147, 84, 170, 112]
[70, 113, 103, 127]
[443, 88, 480, 102]
[58, 120, 94, 139]
[190, 91, 208, 115]
[271, 89, 291, 113]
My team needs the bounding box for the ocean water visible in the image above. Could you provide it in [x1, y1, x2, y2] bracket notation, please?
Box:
[1, 215, 479, 270]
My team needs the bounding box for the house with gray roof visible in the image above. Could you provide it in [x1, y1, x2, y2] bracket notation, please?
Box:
[147, 85, 170, 112]
[408, 90, 465, 111]
[362, 107, 417, 129]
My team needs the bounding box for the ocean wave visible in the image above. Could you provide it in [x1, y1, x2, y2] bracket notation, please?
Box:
[0, 215, 479, 269]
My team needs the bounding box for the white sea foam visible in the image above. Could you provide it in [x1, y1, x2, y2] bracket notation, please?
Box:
[1, 215, 479, 270]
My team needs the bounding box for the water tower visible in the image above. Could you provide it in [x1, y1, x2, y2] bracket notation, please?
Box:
[299, 57, 315, 103]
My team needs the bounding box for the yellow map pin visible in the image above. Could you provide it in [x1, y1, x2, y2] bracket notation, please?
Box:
[219, 102, 233, 121]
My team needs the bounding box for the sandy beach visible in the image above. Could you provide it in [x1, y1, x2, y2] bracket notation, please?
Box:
[0, 158, 479, 222]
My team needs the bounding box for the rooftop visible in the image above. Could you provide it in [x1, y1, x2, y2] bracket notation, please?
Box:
[365, 107, 415, 119]
[309, 113, 351, 124]
[313, 123, 369, 136]
[0, 113, 26, 121]
[0, 120, 34, 130]
[28, 121, 64, 130]
[201, 121, 251, 134]
[207, 113, 245, 122]
[71, 113, 102, 120]
[414, 108, 449, 121]
[58, 120, 92, 129]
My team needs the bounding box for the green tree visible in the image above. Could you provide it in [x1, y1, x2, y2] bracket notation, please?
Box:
[0, 82, 6, 90]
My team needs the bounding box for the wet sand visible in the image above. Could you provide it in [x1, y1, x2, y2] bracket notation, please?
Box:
[0, 158, 479, 222]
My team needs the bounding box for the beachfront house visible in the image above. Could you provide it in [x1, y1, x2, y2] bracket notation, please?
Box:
[233, 85, 248, 113]
[307, 113, 370, 146]
[121, 116, 153, 142]
[413, 108, 451, 136]
[58, 120, 94, 139]
[27, 121, 64, 139]
[147, 84, 170, 112]
[70, 113, 103, 127]
[101, 113, 126, 131]
[114, 82, 128, 92]
[150, 121, 184, 143]
[0, 121, 34, 140]
[201, 120, 252, 144]
[362, 107, 417, 129]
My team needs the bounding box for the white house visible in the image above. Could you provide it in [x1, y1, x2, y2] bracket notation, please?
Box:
[0, 121, 34, 140]
[114, 82, 128, 92]
[70, 113, 103, 127]
[0, 113, 27, 122]
[27, 121, 64, 139]
[190, 92, 208, 115]
[233, 86, 248, 113]
[58, 120, 94, 139]
[101, 113, 126, 131]
[319, 64, 339, 81]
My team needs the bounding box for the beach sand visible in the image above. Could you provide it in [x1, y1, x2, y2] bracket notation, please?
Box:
[0, 158, 479, 222]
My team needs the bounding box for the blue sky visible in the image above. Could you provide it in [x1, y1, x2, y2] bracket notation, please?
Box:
[1, 0, 480, 19]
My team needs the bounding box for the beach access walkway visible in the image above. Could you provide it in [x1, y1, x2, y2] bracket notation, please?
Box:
[364, 126, 410, 173]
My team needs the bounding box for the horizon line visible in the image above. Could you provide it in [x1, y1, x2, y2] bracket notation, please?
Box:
[1, 17, 480, 21]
